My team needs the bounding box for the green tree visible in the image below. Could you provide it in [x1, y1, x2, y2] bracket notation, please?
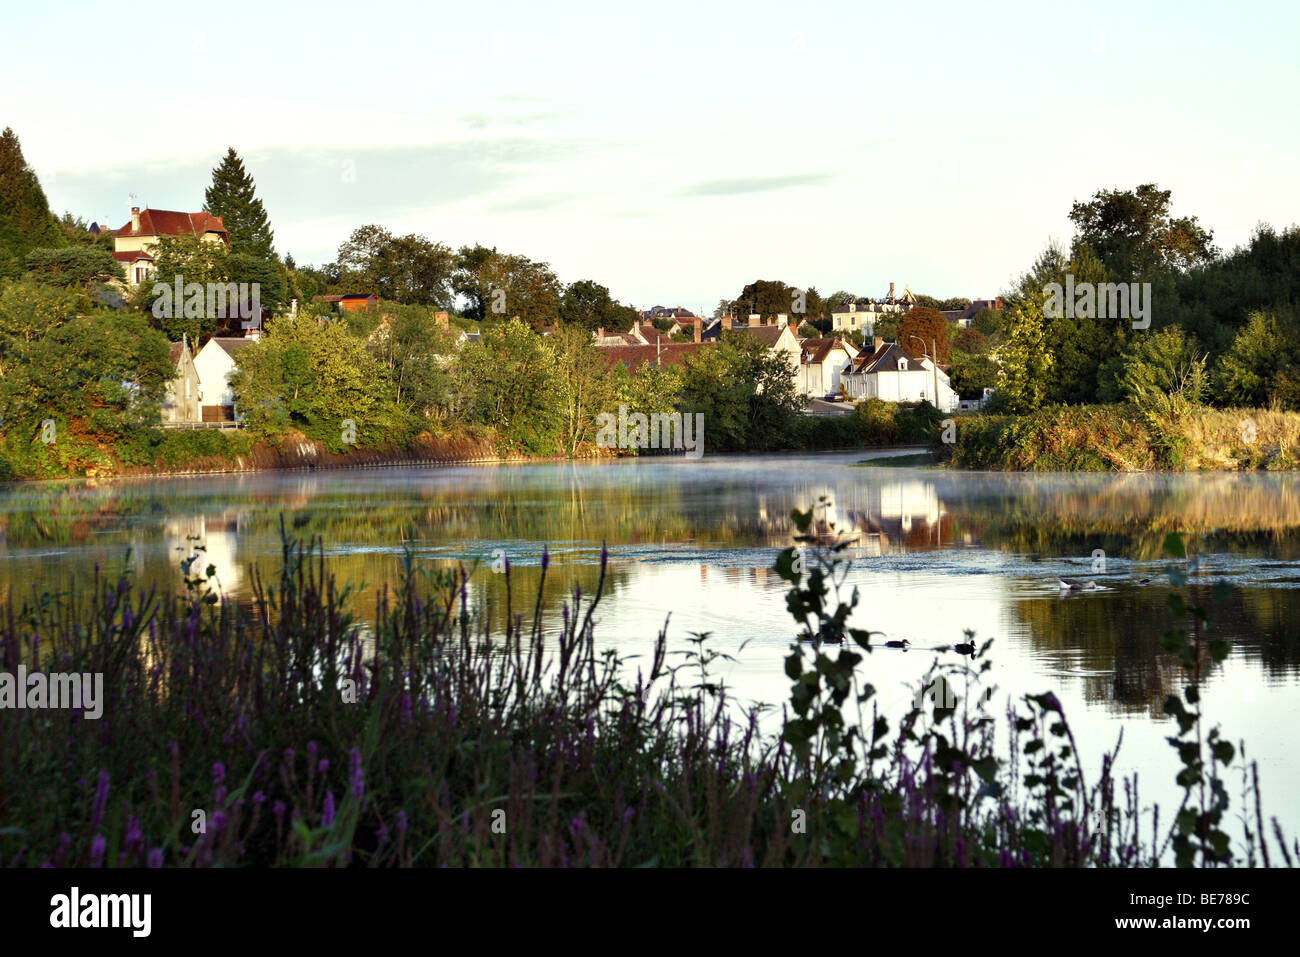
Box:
[336, 225, 455, 307]
[971, 307, 1004, 341]
[1115, 326, 1208, 407]
[0, 308, 170, 471]
[363, 305, 458, 424]
[679, 334, 801, 451]
[952, 326, 988, 355]
[230, 314, 393, 446]
[1214, 309, 1299, 408]
[0, 127, 65, 279]
[143, 235, 284, 341]
[949, 354, 999, 399]
[455, 318, 565, 454]
[204, 148, 275, 259]
[996, 246, 1062, 413]
[25, 247, 124, 288]
[732, 279, 801, 322]
[547, 324, 619, 455]
[559, 279, 636, 332]
[1068, 183, 1215, 279]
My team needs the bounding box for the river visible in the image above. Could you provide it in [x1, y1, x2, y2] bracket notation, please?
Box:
[3, 450, 1299, 842]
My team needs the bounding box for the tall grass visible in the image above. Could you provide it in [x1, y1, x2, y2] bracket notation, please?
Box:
[0, 517, 1292, 867]
[938, 404, 1300, 471]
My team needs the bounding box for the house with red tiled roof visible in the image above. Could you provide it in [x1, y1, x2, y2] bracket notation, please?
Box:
[112, 206, 229, 286]
[597, 342, 711, 374]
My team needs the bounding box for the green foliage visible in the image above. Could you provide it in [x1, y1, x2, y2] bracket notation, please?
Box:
[548, 324, 620, 455]
[678, 333, 801, 451]
[949, 353, 999, 399]
[1069, 183, 1216, 278]
[0, 127, 65, 279]
[24, 246, 125, 287]
[0, 306, 171, 477]
[970, 307, 1004, 341]
[1214, 308, 1299, 409]
[952, 326, 987, 355]
[558, 278, 636, 332]
[143, 235, 286, 341]
[455, 318, 565, 454]
[204, 147, 275, 259]
[337, 225, 455, 307]
[230, 314, 398, 449]
[453, 244, 561, 327]
[113, 426, 253, 468]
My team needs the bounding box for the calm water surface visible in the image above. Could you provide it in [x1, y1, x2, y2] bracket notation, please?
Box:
[4, 451, 1299, 838]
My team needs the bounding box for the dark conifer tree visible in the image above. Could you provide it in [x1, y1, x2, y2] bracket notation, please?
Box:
[204, 147, 275, 259]
[0, 127, 65, 278]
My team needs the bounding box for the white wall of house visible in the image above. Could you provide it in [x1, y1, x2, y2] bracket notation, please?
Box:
[800, 344, 857, 396]
[193, 341, 240, 415]
[843, 359, 959, 412]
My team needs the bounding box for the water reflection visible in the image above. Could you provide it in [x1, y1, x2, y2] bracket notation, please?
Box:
[3, 456, 1300, 824]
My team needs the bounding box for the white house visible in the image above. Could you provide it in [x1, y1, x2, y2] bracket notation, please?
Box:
[798, 337, 859, 397]
[194, 335, 258, 422]
[842, 339, 958, 412]
[830, 283, 917, 335]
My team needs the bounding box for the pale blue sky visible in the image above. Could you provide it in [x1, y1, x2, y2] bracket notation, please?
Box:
[7, 0, 1298, 313]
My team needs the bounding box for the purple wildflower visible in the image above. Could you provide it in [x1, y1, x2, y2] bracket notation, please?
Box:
[322, 791, 336, 826]
[89, 834, 106, 867]
[349, 748, 364, 799]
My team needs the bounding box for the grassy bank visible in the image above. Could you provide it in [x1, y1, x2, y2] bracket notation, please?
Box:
[0, 517, 1290, 867]
[937, 404, 1300, 471]
[0, 426, 546, 481]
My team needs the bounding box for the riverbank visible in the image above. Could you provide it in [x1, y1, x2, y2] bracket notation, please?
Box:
[936, 404, 1300, 471]
[0, 427, 625, 481]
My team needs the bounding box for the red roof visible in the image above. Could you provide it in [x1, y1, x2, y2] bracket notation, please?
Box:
[112, 250, 154, 262]
[115, 209, 228, 240]
[598, 342, 710, 372]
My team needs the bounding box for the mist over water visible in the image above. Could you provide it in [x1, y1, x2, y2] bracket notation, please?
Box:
[3, 452, 1299, 837]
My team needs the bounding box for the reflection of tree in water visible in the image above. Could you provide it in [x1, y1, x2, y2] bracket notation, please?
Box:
[1010, 583, 1300, 717]
[931, 471, 1300, 560]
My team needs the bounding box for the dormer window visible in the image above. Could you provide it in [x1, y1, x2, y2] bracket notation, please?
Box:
[897, 358, 907, 371]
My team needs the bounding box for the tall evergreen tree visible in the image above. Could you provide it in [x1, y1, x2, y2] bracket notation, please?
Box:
[204, 148, 275, 259]
[0, 128, 65, 279]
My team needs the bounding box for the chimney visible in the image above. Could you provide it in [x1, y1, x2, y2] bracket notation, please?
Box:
[777, 313, 788, 328]
[435, 310, 449, 328]
[693, 317, 701, 343]
[888, 282, 895, 302]
[874, 336, 884, 352]
[722, 316, 733, 331]
[131, 206, 141, 232]
[596, 327, 604, 339]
